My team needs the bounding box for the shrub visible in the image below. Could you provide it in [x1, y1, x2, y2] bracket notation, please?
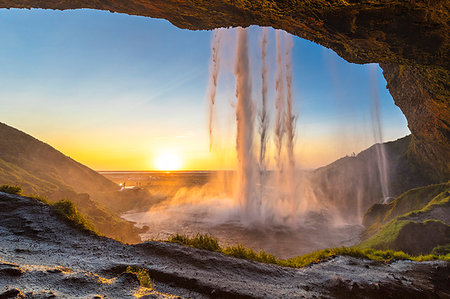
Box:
[0, 184, 22, 195]
[125, 266, 154, 289]
[52, 199, 96, 232]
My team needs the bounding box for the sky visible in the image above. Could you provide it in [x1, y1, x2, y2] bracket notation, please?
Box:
[0, 9, 410, 171]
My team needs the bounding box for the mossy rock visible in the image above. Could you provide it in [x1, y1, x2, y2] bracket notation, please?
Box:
[363, 182, 450, 228]
[359, 219, 450, 256]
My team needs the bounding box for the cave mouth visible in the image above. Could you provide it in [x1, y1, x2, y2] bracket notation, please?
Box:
[0, 8, 414, 257]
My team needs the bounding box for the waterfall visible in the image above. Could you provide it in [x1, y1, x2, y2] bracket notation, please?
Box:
[207, 27, 298, 225]
[274, 30, 286, 175]
[207, 29, 223, 151]
[234, 27, 258, 222]
[369, 64, 390, 201]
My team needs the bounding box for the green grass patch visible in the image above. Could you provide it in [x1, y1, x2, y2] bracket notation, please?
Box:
[0, 184, 22, 195]
[358, 219, 412, 250]
[125, 266, 154, 289]
[223, 244, 277, 264]
[382, 182, 449, 223]
[167, 234, 449, 269]
[169, 233, 221, 252]
[52, 199, 96, 233]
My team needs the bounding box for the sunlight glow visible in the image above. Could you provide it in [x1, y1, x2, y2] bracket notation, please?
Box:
[154, 153, 182, 171]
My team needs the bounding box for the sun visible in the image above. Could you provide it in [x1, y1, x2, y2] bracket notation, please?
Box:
[154, 153, 182, 171]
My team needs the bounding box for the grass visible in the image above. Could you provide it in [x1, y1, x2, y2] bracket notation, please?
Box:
[169, 233, 221, 252]
[125, 266, 154, 289]
[167, 233, 450, 269]
[223, 244, 277, 264]
[378, 182, 449, 225]
[52, 199, 97, 233]
[1, 183, 97, 233]
[0, 184, 22, 195]
[358, 219, 413, 250]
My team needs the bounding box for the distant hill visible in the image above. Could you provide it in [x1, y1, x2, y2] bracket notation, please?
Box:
[0, 122, 141, 243]
[310, 135, 441, 222]
[0, 122, 117, 197]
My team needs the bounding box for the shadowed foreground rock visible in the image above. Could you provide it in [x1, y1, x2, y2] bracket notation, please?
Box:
[0, 192, 449, 298]
[0, 0, 449, 177]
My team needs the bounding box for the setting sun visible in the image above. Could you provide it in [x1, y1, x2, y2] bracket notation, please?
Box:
[154, 153, 182, 171]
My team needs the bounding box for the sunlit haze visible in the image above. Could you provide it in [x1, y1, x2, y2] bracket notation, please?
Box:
[0, 9, 410, 170]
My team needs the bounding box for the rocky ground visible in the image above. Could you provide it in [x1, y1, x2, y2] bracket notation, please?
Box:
[1, 192, 449, 298]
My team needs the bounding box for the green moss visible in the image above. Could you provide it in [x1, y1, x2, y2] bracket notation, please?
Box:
[125, 266, 154, 289]
[52, 199, 97, 233]
[358, 219, 413, 250]
[382, 182, 449, 223]
[358, 218, 450, 255]
[0, 184, 22, 195]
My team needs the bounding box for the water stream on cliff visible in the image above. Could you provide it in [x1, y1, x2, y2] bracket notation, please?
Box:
[369, 64, 391, 202]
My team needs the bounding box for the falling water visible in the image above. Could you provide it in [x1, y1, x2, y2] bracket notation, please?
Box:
[207, 27, 300, 226]
[234, 27, 258, 223]
[258, 28, 270, 174]
[258, 28, 270, 203]
[274, 30, 286, 174]
[283, 33, 297, 209]
[369, 64, 390, 200]
[207, 29, 223, 151]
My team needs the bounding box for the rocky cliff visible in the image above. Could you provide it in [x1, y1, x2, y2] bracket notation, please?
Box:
[1, 0, 448, 177]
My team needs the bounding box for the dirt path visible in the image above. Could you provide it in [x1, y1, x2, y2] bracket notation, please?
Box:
[1, 192, 449, 298]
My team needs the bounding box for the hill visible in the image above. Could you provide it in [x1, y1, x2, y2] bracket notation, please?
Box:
[0, 122, 141, 243]
[358, 182, 450, 255]
[310, 135, 442, 222]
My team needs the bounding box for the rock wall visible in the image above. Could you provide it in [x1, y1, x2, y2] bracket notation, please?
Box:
[1, 0, 449, 176]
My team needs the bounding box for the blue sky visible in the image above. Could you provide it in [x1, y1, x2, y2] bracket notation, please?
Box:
[0, 9, 410, 170]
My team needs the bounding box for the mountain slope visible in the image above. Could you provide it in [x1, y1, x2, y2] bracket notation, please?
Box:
[310, 135, 441, 222]
[0, 122, 117, 197]
[0, 122, 141, 243]
[359, 182, 450, 255]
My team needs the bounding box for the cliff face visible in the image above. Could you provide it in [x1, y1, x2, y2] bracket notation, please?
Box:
[1, 0, 449, 176]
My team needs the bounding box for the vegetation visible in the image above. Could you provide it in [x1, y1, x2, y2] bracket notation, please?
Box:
[361, 183, 450, 255]
[52, 199, 96, 233]
[0, 184, 22, 195]
[0, 122, 143, 243]
[223, 244, 277, 264]
[169, 233, 221, 252]
[29, 195, 50, 204]
[432, 244, 450, 256]
[363, 182, 449, 228]
[125, 266, 154, 289]
[167, 233, 450, 269]
[359, 219, 413, 250]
